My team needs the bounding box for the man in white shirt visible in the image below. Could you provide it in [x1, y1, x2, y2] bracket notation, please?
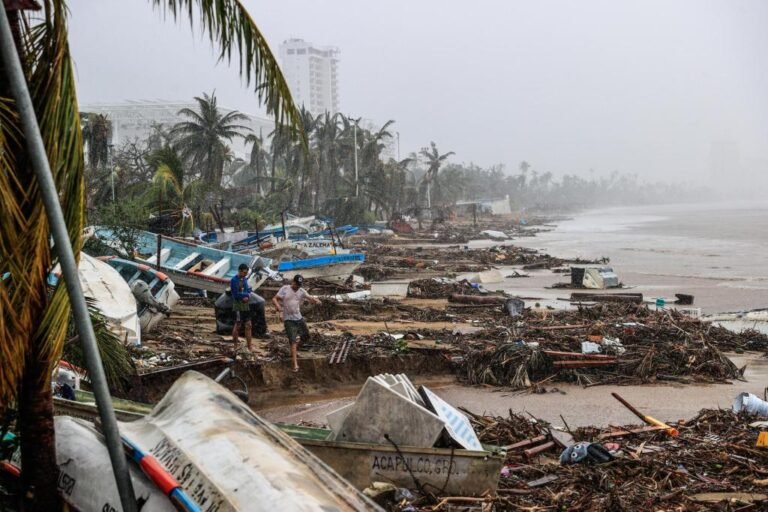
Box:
[272, 275, 321, 372]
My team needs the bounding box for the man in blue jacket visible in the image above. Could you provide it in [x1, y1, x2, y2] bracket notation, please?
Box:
[230, 263, 253, 352]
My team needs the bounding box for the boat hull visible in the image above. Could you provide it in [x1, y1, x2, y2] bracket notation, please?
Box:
[280, 261, 363, 284]
[279, 425, 503, 496]
[118, 371, 380, 511]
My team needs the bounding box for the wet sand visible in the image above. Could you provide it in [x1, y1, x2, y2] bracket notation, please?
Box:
[260, 352, 767, 429]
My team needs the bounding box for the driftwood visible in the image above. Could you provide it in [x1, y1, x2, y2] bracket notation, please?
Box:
[570, 292, 643, 304]
[448, 294, 507, 304]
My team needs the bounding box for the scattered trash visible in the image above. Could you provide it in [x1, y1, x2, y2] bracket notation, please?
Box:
[580, 341, 602, 354]
[559, 442, 614, 465]
[503, 298, 525, 317]
[733, 392, 768, 417]
[479, 230, 509, 240]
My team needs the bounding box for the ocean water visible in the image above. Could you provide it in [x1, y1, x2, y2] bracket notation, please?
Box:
[511, 201, 768, 315]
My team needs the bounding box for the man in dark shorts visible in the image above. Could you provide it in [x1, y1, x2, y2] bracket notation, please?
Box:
[272, 274, 321, 372]
[230, 263, 253, 352]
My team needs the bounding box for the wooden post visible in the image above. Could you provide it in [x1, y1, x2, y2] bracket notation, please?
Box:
[280, 211, 287, 242]
[155, 234, 162, 271]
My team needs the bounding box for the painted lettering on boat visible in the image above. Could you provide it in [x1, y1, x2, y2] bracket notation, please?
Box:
[370, 454, 460, 476]
[57, 470, 76, 496]
[151, 436, 225, 512]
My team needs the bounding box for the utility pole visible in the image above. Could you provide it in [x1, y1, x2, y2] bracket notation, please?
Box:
[353, 120, 359, 198]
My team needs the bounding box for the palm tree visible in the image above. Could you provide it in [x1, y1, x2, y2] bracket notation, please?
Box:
[0, 0, 301, 508]
[241, 130, 270, 194]
[81, 112, 112, 170]
[419, 141, 454, 208]
[170, 91, 251, 188]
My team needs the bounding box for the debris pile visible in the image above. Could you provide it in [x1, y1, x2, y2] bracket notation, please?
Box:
[456, 303, 764, 388]
[441, 407, 768, 511]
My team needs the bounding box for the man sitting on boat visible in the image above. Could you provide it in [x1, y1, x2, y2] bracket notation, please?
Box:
[273, 275, 321, 372]
[231, 264, 254, 352]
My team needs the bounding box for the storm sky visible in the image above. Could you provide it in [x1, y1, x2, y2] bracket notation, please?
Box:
[68, 0, 768, 183]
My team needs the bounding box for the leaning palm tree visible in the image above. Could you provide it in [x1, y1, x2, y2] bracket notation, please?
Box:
[0, 0, 301, 508]
[171, 91, 251, 188]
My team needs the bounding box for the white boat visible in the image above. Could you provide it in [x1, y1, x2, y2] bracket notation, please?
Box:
[50, 253, 141, 345]
[260, 238, 350, 262]
[54, 416, 178, 511]
[118, 371, 380, 511]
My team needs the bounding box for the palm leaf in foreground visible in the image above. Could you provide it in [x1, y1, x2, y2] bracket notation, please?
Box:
[0, 3, 86, 508]
[63, 298, 135, 392]
[152, 0, 305, 146]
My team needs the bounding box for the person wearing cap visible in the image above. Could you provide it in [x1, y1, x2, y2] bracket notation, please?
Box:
[230, 263, 253, 352]
[273, 274, 321, 372]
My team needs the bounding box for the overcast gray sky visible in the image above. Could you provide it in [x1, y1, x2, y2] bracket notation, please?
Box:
[68, 0, 768, 183]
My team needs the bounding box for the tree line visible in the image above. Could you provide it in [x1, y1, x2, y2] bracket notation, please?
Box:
[83, 92, 710, 235]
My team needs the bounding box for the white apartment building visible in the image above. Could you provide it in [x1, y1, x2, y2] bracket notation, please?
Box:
[80, 100, 274, 158]
[278, 39, 340, 116]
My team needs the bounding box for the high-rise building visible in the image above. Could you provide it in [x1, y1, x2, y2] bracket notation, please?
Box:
[278, 39, 339, 115]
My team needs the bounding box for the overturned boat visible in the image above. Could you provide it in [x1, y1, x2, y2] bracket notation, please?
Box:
[50, 253, 141, 345]
[98, 256, 180, 333]
[116, 371, 379, 510]
[91, 228, 274, 294]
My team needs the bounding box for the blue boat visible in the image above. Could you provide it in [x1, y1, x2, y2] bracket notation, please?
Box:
[92, 228, 274, 294]
[277, 254, 366, 284]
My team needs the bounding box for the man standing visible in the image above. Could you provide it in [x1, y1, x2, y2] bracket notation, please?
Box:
[273, 275, 321, 372]
[230, 263, 253, 352]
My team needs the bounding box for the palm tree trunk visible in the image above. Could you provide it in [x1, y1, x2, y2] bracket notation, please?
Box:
[19, 343, 60, 510]
[270, 144, 277, 193]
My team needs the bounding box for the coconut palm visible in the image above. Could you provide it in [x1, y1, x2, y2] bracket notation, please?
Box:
[170, 91, 251, 188]
[0, 0, 301, 508]
[419, 141, 454, 208]
[239, 130, 270, 194]
[81, 112, 112, 170]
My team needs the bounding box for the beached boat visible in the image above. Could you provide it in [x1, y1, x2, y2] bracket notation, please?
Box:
[261, 238, 351, 261]
[98, 256, 180, 334]
[50, 253, 141, 345]
[54, 417, 179, 511]
[116, 371, 379, 511]
[279, 424, 504, 497]
[91, 227, 275, 294]
[51, 388, 501, 498]
[278, 253, 366, 284]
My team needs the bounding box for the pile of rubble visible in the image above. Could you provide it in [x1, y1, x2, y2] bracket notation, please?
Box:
[452, 407, 768, 511]
[455, 303, 767, 388]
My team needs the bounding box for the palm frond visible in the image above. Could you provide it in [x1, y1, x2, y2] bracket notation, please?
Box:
[151, 0, 305, 146]
[63, 298, 134, 391]
[0, 3, 85, 404]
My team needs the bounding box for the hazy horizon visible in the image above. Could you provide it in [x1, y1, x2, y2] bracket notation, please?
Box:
[68, 0, 768, 189]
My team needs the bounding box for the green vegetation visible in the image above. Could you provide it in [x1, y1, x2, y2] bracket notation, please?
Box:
[88, 102, 711, 232]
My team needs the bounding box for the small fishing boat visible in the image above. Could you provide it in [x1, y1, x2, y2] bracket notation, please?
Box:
[98, 256, 180, 333]
[277, 253, 366, 284]
[278, 424, 504, 497]
[55, 417, 179, 511]
[117, 371, 380, 511]
[260, 238, 351, 261]
[50, 253, 141, 345]
[91, 227, 274, 294]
